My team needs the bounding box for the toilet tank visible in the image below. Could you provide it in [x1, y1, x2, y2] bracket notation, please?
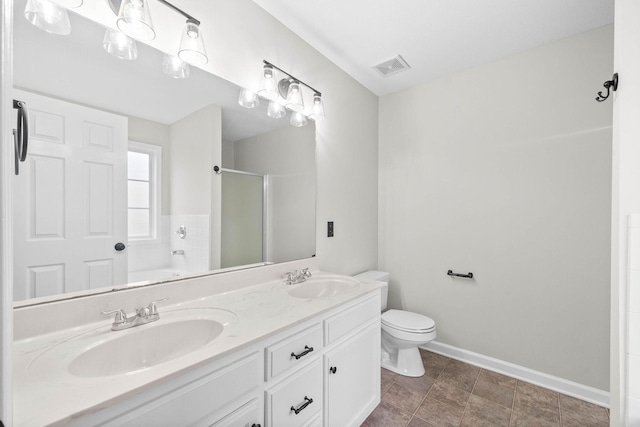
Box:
[354, 270, 389, 311]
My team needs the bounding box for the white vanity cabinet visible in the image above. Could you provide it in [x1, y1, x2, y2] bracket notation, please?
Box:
[323, 295, 381, 427]
[65, 291, 380, 427]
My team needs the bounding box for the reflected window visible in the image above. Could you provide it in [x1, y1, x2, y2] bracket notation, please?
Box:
[127, 141, 162, 242]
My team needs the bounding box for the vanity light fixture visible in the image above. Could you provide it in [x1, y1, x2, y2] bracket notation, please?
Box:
[177, 18, 208, 66]
[103, 28, 138, 60]
[309, 93, 325, 121]
[107, 0, 208, 67]
[24, 0, 71, 35]
[284, 80, 304, 113]
[239, 60, 325, 127]
[257, 64, 279, 101]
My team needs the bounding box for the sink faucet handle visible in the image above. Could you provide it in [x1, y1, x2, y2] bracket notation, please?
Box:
[147, 297, 169, 315]
[301, 268, 312, 279]
[285, 271, 297, 285]
[101, 308, 128, 324]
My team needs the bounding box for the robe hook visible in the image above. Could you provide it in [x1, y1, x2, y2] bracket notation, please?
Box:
[595, 73, 618, 102]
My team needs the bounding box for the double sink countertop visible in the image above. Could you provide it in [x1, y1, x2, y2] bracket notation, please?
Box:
[13, 265, 382, 427]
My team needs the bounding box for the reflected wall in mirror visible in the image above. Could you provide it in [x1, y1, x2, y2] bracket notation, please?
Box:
[12, 0, 316, 303]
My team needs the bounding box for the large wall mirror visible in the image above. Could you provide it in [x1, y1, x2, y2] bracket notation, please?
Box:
[12, 0, 316, 304]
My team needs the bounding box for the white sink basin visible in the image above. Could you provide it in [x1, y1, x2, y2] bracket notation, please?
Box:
[69, 318, 224, 377]
[28, 308, 236, 380]
[287, 276, 361, 299]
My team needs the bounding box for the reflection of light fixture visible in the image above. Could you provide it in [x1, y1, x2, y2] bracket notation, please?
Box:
[103, 28, 138, 60]
[309, 93, 325, 121]
[24, 0, 71, 35]
[239, 60, 324, 127]
[162, 54, 190, 79]
[258, 64, 279, 101]
[290, 111, 308, 127]
[238, 88, 260, 108]
[267, 100, 286, 119]
[116, 0, 155, 41]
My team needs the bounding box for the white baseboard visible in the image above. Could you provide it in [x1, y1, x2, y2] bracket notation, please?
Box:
[421, 341, 609, 408]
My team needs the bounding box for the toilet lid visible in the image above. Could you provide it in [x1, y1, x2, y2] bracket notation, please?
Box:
[382, 309, 436, 333]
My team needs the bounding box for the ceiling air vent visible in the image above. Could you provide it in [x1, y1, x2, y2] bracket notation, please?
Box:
[373, 55, 411, 77]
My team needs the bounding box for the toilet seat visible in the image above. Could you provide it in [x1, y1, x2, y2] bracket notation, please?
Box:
[382, 309, 435, 333]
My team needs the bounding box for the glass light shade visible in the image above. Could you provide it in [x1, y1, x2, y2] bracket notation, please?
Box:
[103, 29, 138, 60]
[24, 0, 71, 35]
[290, 111, 308, 127]
[267, 100, 286, 119]
[162, 54, 190, 79]
[238, 88, 260, 108]
[285, 81, 304, 112]
[178, 19, 208, 66]
[117, 0, 155, 41]
[50, 0, 82, 7]
[257, 65, 279, 101]
[309, 93, 325, 121]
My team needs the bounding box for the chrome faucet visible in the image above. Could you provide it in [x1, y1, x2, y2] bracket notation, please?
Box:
[285, 268, 312, 285]
[102, 297, 168, 331]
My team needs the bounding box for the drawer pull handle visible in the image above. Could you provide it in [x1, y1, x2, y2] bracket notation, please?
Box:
[291, 345, 314, 360]
[251, 424, 261, 427]
[329, 366, 337, 374]
[290, 396, 313, 415]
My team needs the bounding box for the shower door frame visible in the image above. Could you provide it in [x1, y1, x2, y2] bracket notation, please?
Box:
[221, 168, 269, 263]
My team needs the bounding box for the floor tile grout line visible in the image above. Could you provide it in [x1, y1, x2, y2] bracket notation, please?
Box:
[558, 391, 563, 426]
[458, 367, 482, 426]
[510, 379, 519, 426]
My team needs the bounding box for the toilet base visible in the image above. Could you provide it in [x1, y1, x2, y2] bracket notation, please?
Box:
[381, 346, 425, 377]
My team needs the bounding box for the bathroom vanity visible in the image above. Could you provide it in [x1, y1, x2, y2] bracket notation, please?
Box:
[13, 260, 382, 427]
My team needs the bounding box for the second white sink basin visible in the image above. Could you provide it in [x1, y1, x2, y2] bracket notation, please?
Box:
[287, 276, 361, 299]
[69, 318, 224, 377]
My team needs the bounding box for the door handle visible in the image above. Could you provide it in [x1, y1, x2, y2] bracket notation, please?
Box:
[13, 99, 29, 175]
[114, 242, 126, 251]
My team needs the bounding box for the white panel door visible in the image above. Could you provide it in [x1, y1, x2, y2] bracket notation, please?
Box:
[12, 89, 128, 300]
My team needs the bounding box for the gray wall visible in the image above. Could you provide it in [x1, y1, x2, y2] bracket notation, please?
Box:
[378, 26, 613, 390]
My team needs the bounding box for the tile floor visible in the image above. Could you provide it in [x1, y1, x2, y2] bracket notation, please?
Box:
[362, 349, 610, 427]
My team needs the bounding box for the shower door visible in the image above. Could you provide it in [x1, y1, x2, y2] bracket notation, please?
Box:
[220, 169, 266, 268]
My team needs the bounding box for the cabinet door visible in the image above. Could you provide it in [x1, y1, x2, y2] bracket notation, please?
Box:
[324, 322, 380, 427]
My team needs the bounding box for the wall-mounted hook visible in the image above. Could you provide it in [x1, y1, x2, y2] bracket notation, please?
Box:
[595, 73, 618, 102]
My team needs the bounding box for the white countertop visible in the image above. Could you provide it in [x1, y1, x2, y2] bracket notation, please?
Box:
[13, 270, 382, 427]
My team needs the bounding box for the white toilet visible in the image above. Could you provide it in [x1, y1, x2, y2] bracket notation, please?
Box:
[355, 270, 436, 377]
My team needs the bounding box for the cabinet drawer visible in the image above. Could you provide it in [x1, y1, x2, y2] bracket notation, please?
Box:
[211, 398, 261, 427]
[266, 324, 321, 379]
[112, 352, 261, 427]
[266, 359, 322, 427]
[324, 294, 379, 345]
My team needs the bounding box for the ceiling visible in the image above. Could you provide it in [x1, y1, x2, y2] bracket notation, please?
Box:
[252, 0, 615, 96]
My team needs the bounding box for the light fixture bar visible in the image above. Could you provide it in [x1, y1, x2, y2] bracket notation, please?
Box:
[263, 60, 321, 96]
[156, 0, 200, 26]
